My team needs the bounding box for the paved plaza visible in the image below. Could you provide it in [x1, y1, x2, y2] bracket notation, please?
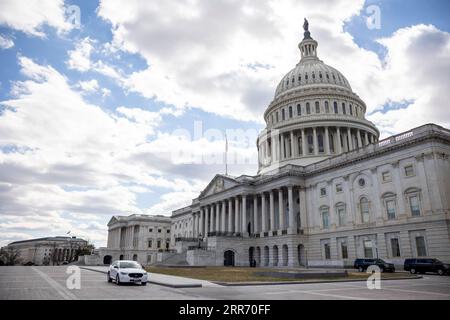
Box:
[0, 266, 449, 300]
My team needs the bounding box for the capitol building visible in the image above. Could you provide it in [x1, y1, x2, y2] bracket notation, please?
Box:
[99, 22, 450, 268]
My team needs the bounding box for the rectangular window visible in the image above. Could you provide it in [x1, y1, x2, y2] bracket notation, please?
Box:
[382, 171, 391, 182]
[148, 240, 152, 248]
[297, 104, 301, 116]
[386, 200, 396, 220]
[336, 183, 343, 193]
[324, 243, 331, 260]
[405, 165, 415, 177]
[322, 210, 329, 229]
[320, 188, 327, 197]
[416, 236, 427, 257]
[410, 196, 421, 216]
[289, 106, 293, 118]
[363, 240, 373, 258]
[157, 240, 161, 249]
[341, 242, 348, 259]
[276, 112, 279, 122]
[391, 238, 401, 257]
[149, 228, 153, 233]
[338, 207, 346, 226]
[158, 229, 162, 233]
[282, 109, 286, 121]
[167, 229, 171, 233]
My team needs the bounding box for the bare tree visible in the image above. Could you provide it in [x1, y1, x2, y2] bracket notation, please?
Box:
[0, 247, 22, 266]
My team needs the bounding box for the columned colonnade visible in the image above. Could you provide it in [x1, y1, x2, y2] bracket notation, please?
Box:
[192, 186, 307, 239]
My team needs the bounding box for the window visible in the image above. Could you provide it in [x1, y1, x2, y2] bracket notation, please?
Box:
[349, 104, 353, 116]
[318, 134, 324, 153]
[363, 240, 373, 258]
[167, 229, 171, 233]
[276, 112, 279, 122]
[415, 236, 427, 257]
[341, 242, 348, 259]
[342, 103, 346, 115]
[337, 206, 346, 226]
[320, 188, 327, 197]
[409, 195, 421, 217]
[306, 103, 311, 114]
[282, 109, 286, 121]
[405, 165, 415, 177]
[148, 240, 153, 248]
[358, 178, 366, 188]
[321, 208, 329, 229]
[336, 183, 343, 193]
[360, 197, 370, 223]
[149, 228, 153, 233]
[157, 240, 162, 248]
[324, 243, 331, 260]
[325, 101, 329, 113]
[334, 102, 338, 114]
[386, 199, 396, 220]
[382, 171, 391, 182]
[391, 238, 401, 257]
[297, 104, 301, 116]
[315, 101, 320, 113]
[289, 106, 293, 118]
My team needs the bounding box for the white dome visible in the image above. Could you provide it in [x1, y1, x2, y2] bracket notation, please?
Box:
[274, 60, 352, 99]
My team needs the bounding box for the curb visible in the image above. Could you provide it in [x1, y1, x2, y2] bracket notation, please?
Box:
[80, 267, 202, 289]
[213, 276, 423, 287]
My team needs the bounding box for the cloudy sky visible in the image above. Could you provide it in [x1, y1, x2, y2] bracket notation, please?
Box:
[0, 0, 449, 247]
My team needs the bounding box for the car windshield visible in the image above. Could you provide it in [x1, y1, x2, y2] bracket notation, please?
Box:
[119, 262, 141, 269]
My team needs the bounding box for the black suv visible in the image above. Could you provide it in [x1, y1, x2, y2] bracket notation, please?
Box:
[404, 258, 450, 275]
[354, 258, 395, 273]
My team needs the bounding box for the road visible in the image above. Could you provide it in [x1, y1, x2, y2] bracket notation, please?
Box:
[1, 266, 450, 300]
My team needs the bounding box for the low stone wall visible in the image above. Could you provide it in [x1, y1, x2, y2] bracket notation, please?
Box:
[254, 270, 348, 279]
[186, 250, 216, 266]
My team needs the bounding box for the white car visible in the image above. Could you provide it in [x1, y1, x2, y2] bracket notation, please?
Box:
[107, 260, 148, 286]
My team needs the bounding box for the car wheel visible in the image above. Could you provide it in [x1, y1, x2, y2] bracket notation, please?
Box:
[107, 272, 112, 283]
[438, 269, 444, 276]
[410, 268, 416, 274]
[116, 274, 121, 285]
[358, 266, 364, 272]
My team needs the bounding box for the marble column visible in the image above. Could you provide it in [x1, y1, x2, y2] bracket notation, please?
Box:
[199, 208, 204, 237]
[235, 197, 240, 233]
[242, 195, 247, 236]
[253, 196, 258, 234]
[204, 206, 209, 238]
[357, 129, 363, 149]
[290, 131, 295, 158]
[228, 199, 233, 233]
[280, 134, 285, 160]
[221, 200, 226, 232]
[347, 127, 353, 151]
[288, 186, 296, 234]
[324, 127, 330, 154]
[210, 204, 215, 233]
[301, 129, 307, 156]
[278, 189, 285, 230]
[271, 136, 276, 163]
[313, 127, 319, 155]
[365, 131, 369, 145]
[269, 191, 275, 232]
[261, 193, 267, 233]
[215, 202, 220, 233]
[336, 127, 342, 153]
[299, 188, 307, 230]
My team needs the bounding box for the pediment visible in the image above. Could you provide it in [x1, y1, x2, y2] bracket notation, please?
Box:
[200, 175, 240, 198]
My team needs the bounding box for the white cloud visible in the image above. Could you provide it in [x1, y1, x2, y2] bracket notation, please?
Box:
[67, 37, 95, 72]
[77, 79, 99, 94]
[0, 0, 72, 37]
[0, 34, 14, 49]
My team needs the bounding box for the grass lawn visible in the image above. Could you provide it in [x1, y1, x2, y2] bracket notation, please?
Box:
[146, 267, 417, 283]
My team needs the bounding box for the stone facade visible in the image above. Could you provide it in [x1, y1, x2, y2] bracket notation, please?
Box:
[171, 23, 450, 268]
[4, 236, 88, 266]
[99, 214, 172, 266]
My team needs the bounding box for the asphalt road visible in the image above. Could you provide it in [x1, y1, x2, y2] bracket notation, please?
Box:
[1, 266, 450, 300]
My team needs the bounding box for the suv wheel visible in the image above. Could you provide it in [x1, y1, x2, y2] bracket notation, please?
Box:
[438, 269, 444, 276]
[116, 274, 121, 285]
[358, 266, 364, 272]
[410, 268, 416, 274]
[107, 272, 112, 283]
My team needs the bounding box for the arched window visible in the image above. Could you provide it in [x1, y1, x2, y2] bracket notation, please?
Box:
[305, 73, 309, 80]
[349, 104, 353, 116]
[297, 104, 301, 116]
[276, 111, 279, 122]
[325, 101, 329, 113]
[334, 102, 338, 114]
[315, 101, 320, 114]
[318, 133, 324, 153]
[282, 109, 285, 121]
[360, 197, 370, 223]
[382, 193, 397, 220]
[289, 106, 293, 118]
[306, 103, 311, 114]
[342, 103, 347, 115]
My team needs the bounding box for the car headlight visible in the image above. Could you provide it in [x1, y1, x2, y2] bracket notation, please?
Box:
[120, 272, 128, 275]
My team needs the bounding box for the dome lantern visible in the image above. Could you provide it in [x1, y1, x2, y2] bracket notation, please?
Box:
[298, 18, 319, 62]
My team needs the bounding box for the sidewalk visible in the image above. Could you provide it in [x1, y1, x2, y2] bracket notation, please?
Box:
[80, 266, 219, 288]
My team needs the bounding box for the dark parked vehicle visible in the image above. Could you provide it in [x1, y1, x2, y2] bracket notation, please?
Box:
[354, 258, 395, 273]
[404, 258, 450, 275]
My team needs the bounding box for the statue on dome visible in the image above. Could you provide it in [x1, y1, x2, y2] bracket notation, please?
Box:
[303, 18, 309, 32]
